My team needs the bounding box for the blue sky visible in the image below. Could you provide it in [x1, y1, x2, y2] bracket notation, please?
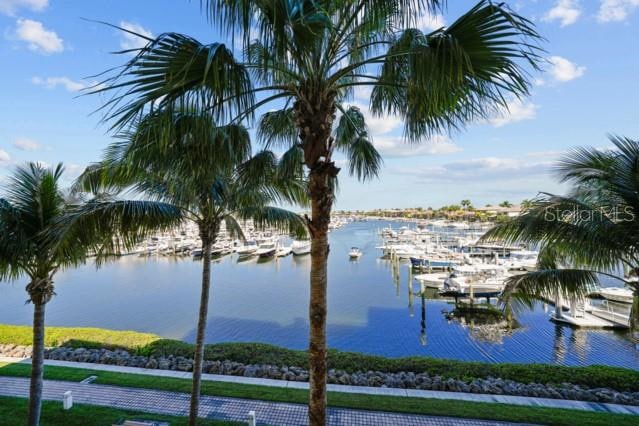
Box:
[0, 0, 637, 210]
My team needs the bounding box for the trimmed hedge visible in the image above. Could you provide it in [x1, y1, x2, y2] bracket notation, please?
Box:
[0, 324, 159, 350]
[2, 324, 638, 392]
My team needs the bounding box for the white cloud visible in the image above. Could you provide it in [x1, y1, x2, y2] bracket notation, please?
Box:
[348, 102, 403, 135]
[31, 76, 95, 92]
[0, 0, 47, 16]
[416, 13, 446, 32]
[543, 0, 581, 27]
[0, 149, 11, 166]
[12, 137, 41, 151]
[353, 85, 372, 102]
[374, 135, 461, 157]
[393, 155, 553, 182]
[548, 55, 586, 82]
[14, 18, 63, 54]
[119, 21, 153, 51]
[597, 0, 639, 22]
[64, 164, 85, 179]
[487, 99, 538, 127]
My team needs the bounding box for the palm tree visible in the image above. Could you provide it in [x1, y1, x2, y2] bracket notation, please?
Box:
[499, 200, 513, 208]
[92, 2, 542, 423]
[461, 199, 473, 210]
[520, 198, 533, 210]
[77, 106, 307, 425]
[0, 163, 180, 426]
[482, 136, 639, 331]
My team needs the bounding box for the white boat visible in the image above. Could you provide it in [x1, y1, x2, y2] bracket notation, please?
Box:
[413, 272, 448, 289]
[502, 250, 538, 271]
[276, 246, 292, 257]
[443, 274, 505, 296]
[442, 264, 510, 296]
[349, 247, 362, 259]
[292, 240, 311, 256]
[256, 241, 277, 258]
[236, 241, 258, 256]
[599, 287, 634, 304]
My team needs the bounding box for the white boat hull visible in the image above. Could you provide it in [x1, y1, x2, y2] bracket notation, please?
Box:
[276, 247, 292, 257]
[292, 241, 311, 255]
[599, 288, 634, 304]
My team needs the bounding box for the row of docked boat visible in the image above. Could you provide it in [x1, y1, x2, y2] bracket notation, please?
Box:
[113, 219, 314, 261]
[235, 238, 311, 259]
[413, 263, 635, 328]
[381, 224, 635, 329]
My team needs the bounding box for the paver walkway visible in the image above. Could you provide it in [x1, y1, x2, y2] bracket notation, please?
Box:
[2, 357, 638, 416]
[0, 376, 533, 425]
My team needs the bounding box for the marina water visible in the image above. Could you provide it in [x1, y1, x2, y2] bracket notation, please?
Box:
[0, 220, 637, 369]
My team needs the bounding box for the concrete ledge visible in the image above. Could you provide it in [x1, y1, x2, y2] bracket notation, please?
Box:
[2, 357, 638, 415]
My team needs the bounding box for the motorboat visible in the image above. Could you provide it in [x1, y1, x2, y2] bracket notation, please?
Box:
[292, 240, 311, 256]
[256, 241, 277, 258]
[441, 264, 510, 296]
[410, 256, 459, 270]
[413, 272, 448, 289]
[443, 274, 506, 296]
[236, 241, 258, 257]
[599, 287, 634, 304]
[276, 245, 292, 257]
[502, 250, 538, 271]
[211, 242, 232, 257]
[349, 247, 363, 259]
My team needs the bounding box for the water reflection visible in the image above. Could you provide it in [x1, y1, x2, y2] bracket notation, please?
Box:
[553, 325, 567, 363]
[441, 305, 519, 345]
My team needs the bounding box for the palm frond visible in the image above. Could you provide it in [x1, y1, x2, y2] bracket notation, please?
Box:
[56, 200, 184, 265]
[334, 105, 382, 181]
[257, 108, 298, 149]
[369, 0, 543, 140]
[223, 215, 246, 241]
[278, 145, 306, 180]
[0, 198, 32, 280]
[481, 194, 632, 271]
[93, 32, 254, 130]
[502, 268, 598, 304]
[235, 205, 308, 239]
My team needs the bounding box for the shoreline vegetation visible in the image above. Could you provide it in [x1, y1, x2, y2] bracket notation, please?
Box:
[2, 324, 637, 393]
[333, 201, 521, 223]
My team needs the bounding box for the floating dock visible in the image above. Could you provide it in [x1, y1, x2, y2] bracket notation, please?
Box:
[550, 312, 623, 329]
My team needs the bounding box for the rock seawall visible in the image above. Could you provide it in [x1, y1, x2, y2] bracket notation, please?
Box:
[2, 344, 637, 406]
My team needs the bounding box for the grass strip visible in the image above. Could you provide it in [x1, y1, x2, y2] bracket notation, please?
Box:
[0, 395, 238, 425]
[0, 362, 636, 426]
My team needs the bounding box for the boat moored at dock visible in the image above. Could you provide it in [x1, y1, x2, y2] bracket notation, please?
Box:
[291, 240, 311, 256]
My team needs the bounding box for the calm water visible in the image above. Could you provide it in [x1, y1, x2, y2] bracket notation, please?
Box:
[1, 221, 637, 369]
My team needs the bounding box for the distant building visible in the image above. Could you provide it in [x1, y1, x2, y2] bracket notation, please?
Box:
[475, 205, 521, 217]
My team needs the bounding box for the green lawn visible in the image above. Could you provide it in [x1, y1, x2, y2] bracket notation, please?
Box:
[0, 396, 238, 426]
[2, 323, 638, 391]
[0, 362, 636, 426]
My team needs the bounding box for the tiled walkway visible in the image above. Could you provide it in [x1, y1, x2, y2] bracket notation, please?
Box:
[0, 376, 533, 425]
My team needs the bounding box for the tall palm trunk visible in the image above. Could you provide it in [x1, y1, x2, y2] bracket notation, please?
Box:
[308, 167, 333, 426]
[189, 234, 213, 425]
[28, 300, 46, 426]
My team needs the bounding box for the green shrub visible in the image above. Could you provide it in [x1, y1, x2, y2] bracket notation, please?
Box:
[2, 323, 638, 392]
